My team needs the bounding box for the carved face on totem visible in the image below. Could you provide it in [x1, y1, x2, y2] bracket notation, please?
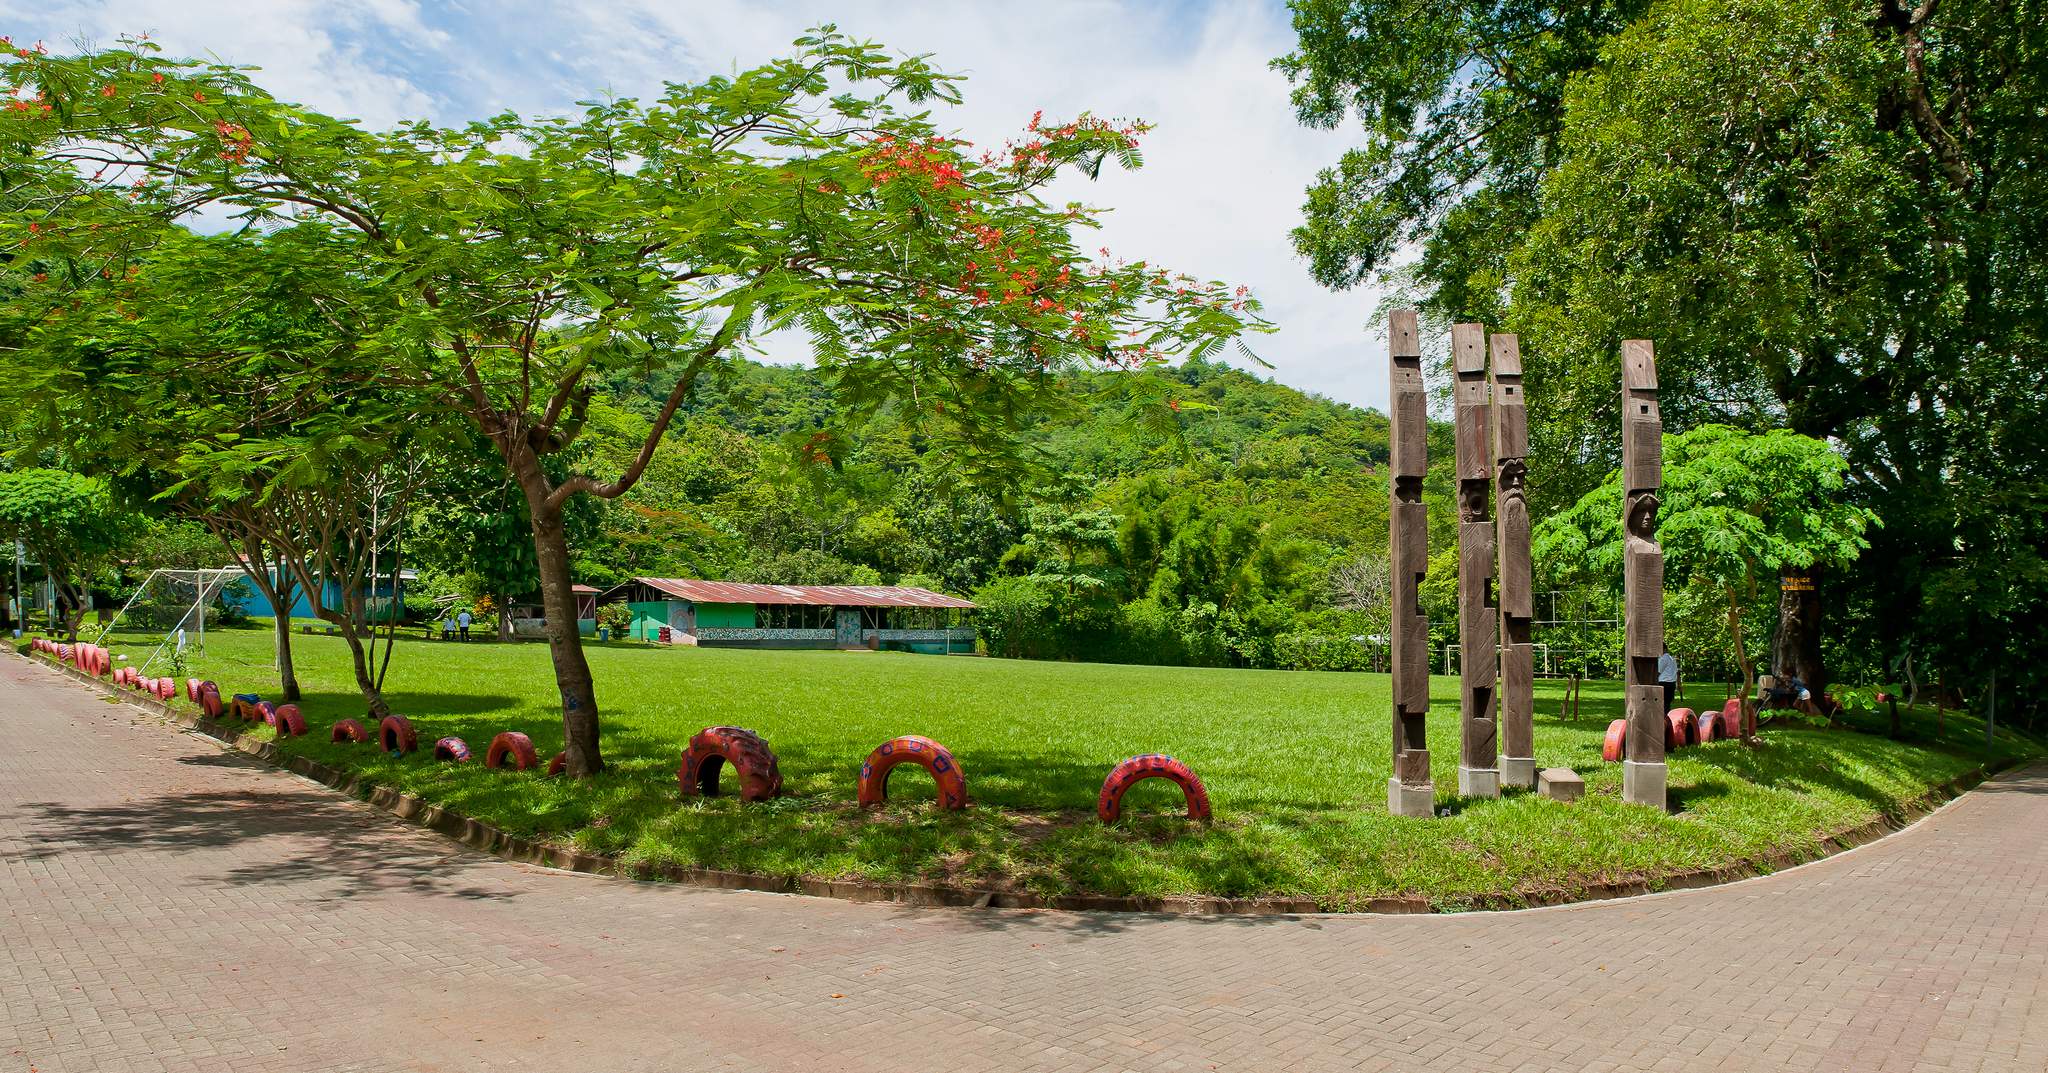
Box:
[1626, 492, 1660, 541]
[1498, 459, 1528, 500]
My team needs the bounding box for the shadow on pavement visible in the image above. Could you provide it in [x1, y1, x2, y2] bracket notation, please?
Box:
[3, 782, 521, 904]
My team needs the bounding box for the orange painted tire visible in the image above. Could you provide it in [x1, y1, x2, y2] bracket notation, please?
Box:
[230, 693, 262, 721]
[1665, 708, 1695, 749]
[678, 726, 782, 801]
[485, 732, 538, 771]
[274, 704, 306, 737]
[433, 737, 470, 762]
[856, 735, 967, 810]
[1098, 754, 1212, 824]
[379, 715, 418, 755]
[1696, 712, 1722, 743]
[547, 751, 567, 777]
[330, 718, 369, 744]
[1602, 719, 1627, 762]
[198, 683, 223, 720]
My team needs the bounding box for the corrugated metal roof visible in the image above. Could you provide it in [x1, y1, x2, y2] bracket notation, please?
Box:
[628, 578, 976, 609]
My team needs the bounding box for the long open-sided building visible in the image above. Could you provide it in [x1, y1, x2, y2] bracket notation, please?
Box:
[604, 578, 977, 654]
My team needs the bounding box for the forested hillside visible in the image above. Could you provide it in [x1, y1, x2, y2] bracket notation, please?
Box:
[542, 356, 1440, 669]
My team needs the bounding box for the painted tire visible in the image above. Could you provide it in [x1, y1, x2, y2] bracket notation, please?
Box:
[1097, 754, 1212, 824]
[274, 704, 306, 737]
[856, 735, 967, 810]
[432, 737, 471, 763]
[1668, 708, 1697, 748]
[1721, 698, 1745, 738]
[231, 693, 262, 721]
[485, 732, 538, 771]
[547, 751, 567, 777]
[1602, 719, 1627, 763]
[379, 715, 418, 755]
[114, 667, 130, 686]
[678, 726, 783, 801]
[1697, 712, 1722, 743]
[198, 683, 222, 720]
[256, 701, 278, 727]
[330, 718, 369, 744]
[186, 678, 201, 703]
[156, 678, 174, 701]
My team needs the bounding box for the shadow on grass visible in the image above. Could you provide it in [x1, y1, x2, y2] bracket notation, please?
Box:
[4, 763, 518, 904]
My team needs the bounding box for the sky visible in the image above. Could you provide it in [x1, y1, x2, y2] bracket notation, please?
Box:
[0, 0, 1396, 411]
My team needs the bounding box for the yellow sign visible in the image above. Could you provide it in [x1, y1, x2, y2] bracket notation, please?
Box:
[1781, 577, 1814, 592]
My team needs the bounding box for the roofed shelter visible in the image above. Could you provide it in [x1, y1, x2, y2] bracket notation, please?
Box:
[604, 578, 976, 654]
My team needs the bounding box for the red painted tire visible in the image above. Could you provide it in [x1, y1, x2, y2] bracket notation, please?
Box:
[198, 682, 222, 719]
[274, 704, 306, 737]
[1602, 719, 1627, 762]
[113, 666, 129, 686]
[379, 715, 418, 755]
[156, 678, 174, 701]
[856, 735, 967, 810]
[485, 732, 538, 771]
[1665, 708, 1696, 749]
[330, 718, 369, 743]
[1097, 754, 1212, 824]
[186, 678, 201, 702]
[432, 737, 471, 763]
[547, 751, 567, 777]
[1721, 698, 1746, 738]
[256, 701, 278, 727]
[1697, 712, 1722, 743]
[678, 726, 783, 801]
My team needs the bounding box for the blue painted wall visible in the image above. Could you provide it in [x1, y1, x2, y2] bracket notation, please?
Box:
[223, 572, 404, 621]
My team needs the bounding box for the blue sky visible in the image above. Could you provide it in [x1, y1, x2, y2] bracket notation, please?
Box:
[0, 0, 1397, 410]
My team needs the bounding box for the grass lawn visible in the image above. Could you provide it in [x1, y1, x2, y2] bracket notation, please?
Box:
[26, 622, 2041, 909]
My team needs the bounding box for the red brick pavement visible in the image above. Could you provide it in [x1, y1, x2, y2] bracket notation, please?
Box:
[4, 655, 2045, 1072]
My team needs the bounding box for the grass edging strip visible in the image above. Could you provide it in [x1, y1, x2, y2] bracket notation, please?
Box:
[14, 647, 2006, 915]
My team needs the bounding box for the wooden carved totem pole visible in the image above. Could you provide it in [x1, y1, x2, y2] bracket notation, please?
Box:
[1490, 333, 1536, 789]
[1386, 309, 1435, 817]
[1452, 323, 1499, 798]
[1620, 339, 1668, 809]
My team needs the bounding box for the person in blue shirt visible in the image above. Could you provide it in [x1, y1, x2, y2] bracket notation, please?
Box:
[1657, 646, 1679, 715]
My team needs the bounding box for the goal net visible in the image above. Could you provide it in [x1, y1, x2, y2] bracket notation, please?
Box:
[93, 567, 251, 675]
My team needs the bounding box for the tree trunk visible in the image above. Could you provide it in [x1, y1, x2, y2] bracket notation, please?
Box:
[1770, 567, 1827, 698]
[512, 461, 604, 777]
[274, 611, 300, 702]
[1726, 586, 1756, 741]
[331, 588, 390, 719]
[498, 588, 513, 643]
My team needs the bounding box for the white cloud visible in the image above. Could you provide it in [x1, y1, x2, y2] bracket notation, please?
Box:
[0, 0, 1393, 410]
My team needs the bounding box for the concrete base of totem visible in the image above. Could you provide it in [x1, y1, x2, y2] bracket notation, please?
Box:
[1622, 760, 1668, 810]
[1499, 756, 1537, 790]
[1457, 766, 1500, 798]
[1387, 778, 1436, 818]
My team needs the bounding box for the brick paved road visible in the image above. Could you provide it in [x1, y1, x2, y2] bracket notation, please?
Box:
[4, 656, 2045, 1073]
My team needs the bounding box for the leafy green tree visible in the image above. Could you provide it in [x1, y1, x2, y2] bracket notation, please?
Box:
[3, 31, 1267, 774]
[1535, 426, 1878, 725]
[0, 468, 130, 639]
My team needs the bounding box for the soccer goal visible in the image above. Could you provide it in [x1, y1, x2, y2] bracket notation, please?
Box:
[93, 567, 250, 676]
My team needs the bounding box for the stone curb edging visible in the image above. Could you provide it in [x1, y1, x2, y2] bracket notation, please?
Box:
[11, 648, 2007, 916]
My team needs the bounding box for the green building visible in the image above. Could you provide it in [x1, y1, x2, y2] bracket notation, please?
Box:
[604, 578, 976, 654]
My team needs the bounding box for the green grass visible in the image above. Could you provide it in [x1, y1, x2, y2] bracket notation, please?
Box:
[29, 622, 2041, 909]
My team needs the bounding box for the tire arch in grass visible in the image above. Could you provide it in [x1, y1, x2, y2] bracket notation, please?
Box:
[1097, 754, 1212, 825]
[485, 732, 538, 771]
[678, 726, 782, 802]
[856, 735, 967, 810]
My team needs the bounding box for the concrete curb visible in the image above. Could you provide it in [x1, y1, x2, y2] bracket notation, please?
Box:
[10, 647, 2008, 916]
